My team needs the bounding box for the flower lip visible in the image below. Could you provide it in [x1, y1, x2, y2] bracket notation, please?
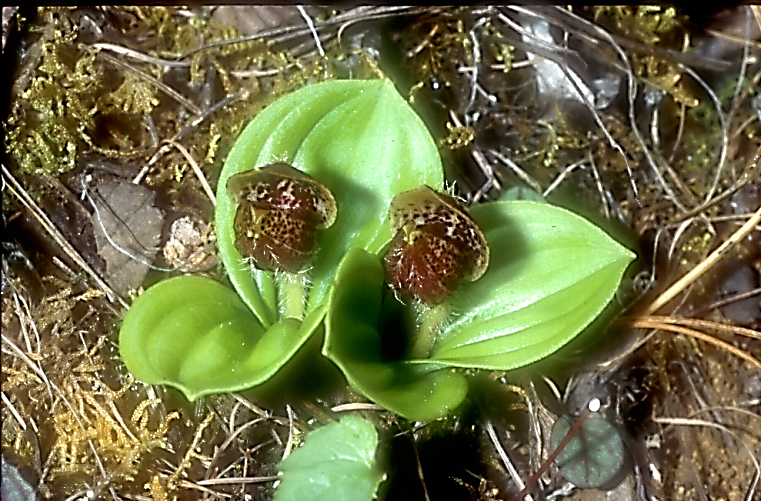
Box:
[388, 185, 489, 281]
[383, 185, 489, 305]
[226, 162, 337, 229]
[227, 163, 338, 273]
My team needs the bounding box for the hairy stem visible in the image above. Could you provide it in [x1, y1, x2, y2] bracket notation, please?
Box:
[278, 272, 308, 320]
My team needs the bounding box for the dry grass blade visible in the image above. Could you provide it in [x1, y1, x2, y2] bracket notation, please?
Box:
[282, 405, 295, 460]
[629, 318, 761, 371]
[88, 42, 192, 68]
[331, 402, 385, 412]
[164, 139, 217, 206]
[1, 391, 27, 430]
[646, 205, 761, 314]
[643, 315, 761, 340]
[2, 165, 128, 308]
[195, 476, 280, 486]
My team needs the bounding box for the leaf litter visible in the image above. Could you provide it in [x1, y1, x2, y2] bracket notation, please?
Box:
[1, 5, 760, 501]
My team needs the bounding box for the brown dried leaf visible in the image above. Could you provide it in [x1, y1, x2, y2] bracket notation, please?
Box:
[91, 174, 164, 295]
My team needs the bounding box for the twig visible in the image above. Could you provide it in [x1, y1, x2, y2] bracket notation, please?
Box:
[164, 139, 217, 206]
[464, 15, 491, 124]
[670, 145, 761, 225]
[497, 10, 578, 57]
[231, 66, 292, 78]
[691, 287, 761, 317]
[176, 480, 231, 499]
[587, 152, 610, 219]
[85, 42, 191, 68]
[181, 6, 415, 62]
[678, 64, 729, 204]
[629, 319, 761, 371]
[411, 435, 431, 501]
[542, 158, 586, 198]
[196, 476, 280, 486]
[95, 50, 202, 116]
[471, 148, 500, 202]
[485, 421, 534, 501]
[2, 164, 128, 309]
[133, 91, 247, 185]
[686, 405, 761, 424]
[232, 394, 269, 418]
[646, 205, 761, 314]
[406, 24, 439, 57]
[206, 418, 267, 481]
[668, 102, 687, 163]
[666, 217, 695, 264]
[727, 6, 753, 123]
[490, 150, 543, 195]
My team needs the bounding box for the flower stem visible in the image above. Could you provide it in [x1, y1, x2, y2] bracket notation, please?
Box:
[278, 272, 307, 320]
[411, 301, 450, 359]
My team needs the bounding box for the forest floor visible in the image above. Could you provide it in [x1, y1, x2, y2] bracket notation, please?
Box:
[2, 6, 760, 501]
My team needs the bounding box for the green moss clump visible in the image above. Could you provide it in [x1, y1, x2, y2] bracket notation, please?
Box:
[5, 10, 103, 176]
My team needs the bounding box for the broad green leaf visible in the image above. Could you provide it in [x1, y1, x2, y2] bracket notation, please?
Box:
[119, 275, 325, 400]
[274, 416, 385, 501]
[428, 201, 636, 369]
[551, 415, 625, 488]
[216, 79, 444, 328]
[323, 248, 469, 421]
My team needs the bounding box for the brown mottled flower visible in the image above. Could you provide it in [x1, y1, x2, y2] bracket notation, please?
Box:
[227, 163, 337, 273]
[383, 185, 489, 305]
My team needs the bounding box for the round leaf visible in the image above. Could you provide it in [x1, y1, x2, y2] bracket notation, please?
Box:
[274, 416, 385, 501]
[323, 248, 469, 421]
[429, 201, 636, 369]
[119, 275, 324, 400]
[216, 79, 444, 327]
[550, 415, 625, 488]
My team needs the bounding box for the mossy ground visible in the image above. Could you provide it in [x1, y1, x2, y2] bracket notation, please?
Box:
[2, 6, 759, 500]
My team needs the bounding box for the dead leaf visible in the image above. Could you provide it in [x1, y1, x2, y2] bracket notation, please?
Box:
[90, 173, 164, 295]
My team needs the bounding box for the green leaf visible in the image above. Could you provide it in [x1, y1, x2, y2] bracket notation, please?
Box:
[550, 415, 625, 488]
[119, 275, 325, 401]
[216, 79, 444, 327]
[323, 248, 469, 421]
[428, 201, 636, 369]
[274, 416, 385, 501]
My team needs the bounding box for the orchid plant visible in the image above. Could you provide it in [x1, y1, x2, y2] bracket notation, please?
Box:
[119, 79, 635, 421]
